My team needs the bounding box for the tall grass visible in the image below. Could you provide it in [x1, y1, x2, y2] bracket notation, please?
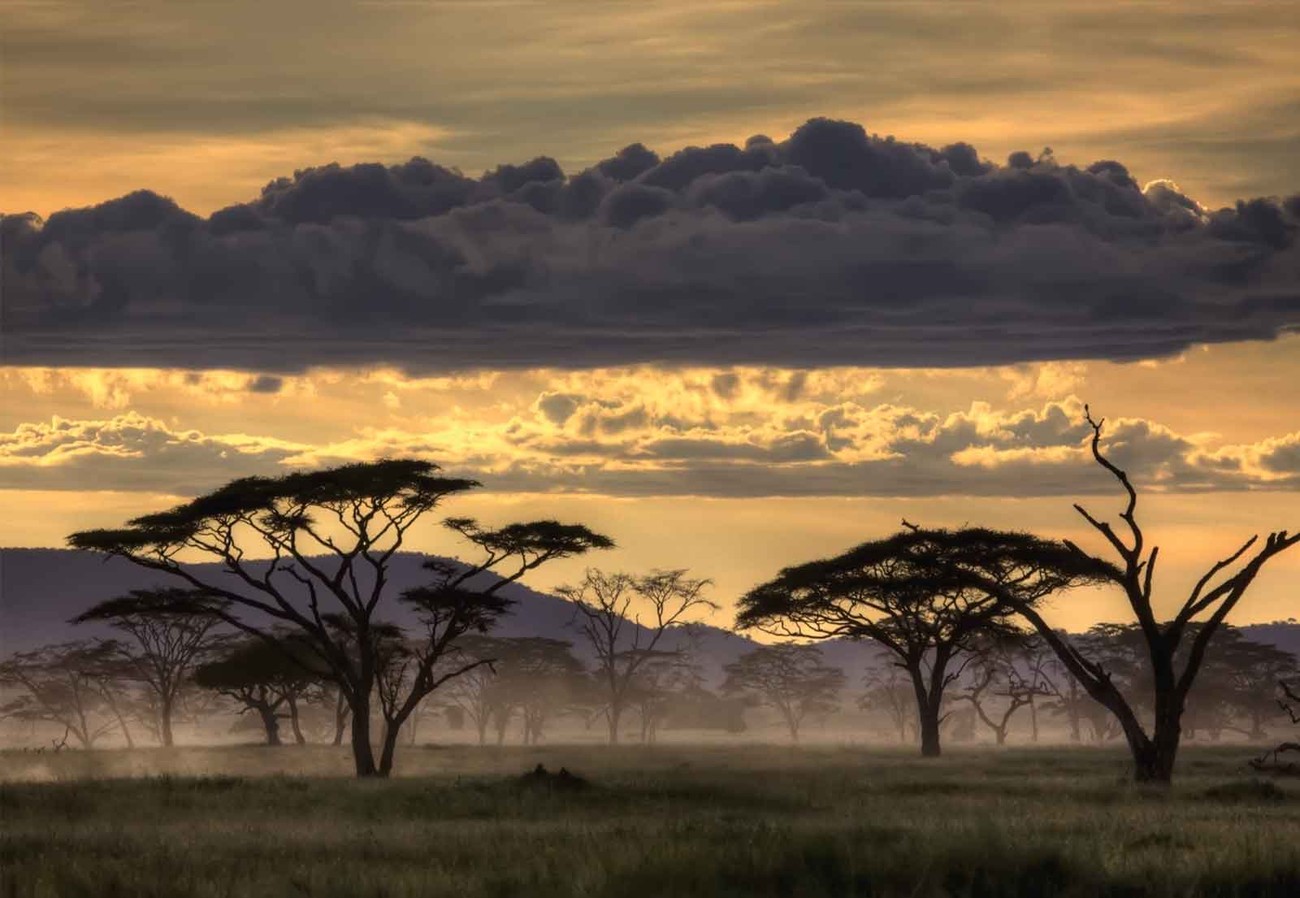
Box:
[2, 744, 1297, 897]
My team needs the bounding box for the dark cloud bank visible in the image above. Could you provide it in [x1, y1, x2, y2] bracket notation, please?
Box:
[4, 119, 1299, 371]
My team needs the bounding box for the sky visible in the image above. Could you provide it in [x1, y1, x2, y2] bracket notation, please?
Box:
[2, 0, 1299, 633]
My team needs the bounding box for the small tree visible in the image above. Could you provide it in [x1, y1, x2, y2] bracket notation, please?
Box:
[0, 642, 123, 749]
[991, 408, 1299, 783]
[72, 588, 227, 747]
[496, 638, 587, 745]
[955, 635, 1050, 746]
[193, 638, 322, 745]
[860, 662, 916, 744]
[722, 644, 845, 743]
[441, 636, 509, 745]
[68, 460, 612, 777]
[1251, 681, 1300, 773]
[561, 569, 716, 745]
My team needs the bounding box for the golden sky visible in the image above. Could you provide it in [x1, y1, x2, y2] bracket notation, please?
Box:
[5, 0, 1299, 217]
[2, 0, 1298, 633]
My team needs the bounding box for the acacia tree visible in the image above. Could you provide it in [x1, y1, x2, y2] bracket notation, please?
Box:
[0, 642, 123, 749]
[496, 638, 587, 745]
[72, 588, 227, 747]
[735, 529, 1105, 757]
[722, 644, 845, 743]
[860, 662, 916, 744]
[68, 460, 612, 777]
[194, 638, 322, 745]
[441, 636, 510, 745]
[560, 569, 716, 745]
[955, 635, 1050, 746]
[983, 408, 1300, 783]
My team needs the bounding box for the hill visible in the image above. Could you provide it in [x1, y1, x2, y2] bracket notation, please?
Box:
[0, 548, 770, 685]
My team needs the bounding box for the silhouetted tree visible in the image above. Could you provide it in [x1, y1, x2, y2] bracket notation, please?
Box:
[860, 662, 916, 744]
[440, 636, 509, 745]
[193, 637, 323, 745]
[1183, 626, 1297, 741]
[497, 638, 587, 745]
[955, 634, 1050, 746]
[722, 643, 845, 743]
[68, 460, 611, 777]
[735, 528, 1104, 757]
[0, 642, 123, 749]
[72, 588, 227, 747]
[989, 408, 1300, 783]
[1251, 681, 1300, 773]
[561, 569, 716, 744]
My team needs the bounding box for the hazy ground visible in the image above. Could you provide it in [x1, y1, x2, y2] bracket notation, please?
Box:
[3, 743, 1298, 897]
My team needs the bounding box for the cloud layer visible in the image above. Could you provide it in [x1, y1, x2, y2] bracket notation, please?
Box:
[5, 118, 1299, 371]
[4, 392, 1296, 499]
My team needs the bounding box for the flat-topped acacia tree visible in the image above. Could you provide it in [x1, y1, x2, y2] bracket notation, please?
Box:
[72, 588, 228, 747]
[735, 527, 1110, 757]
[68, 459, 613, 777]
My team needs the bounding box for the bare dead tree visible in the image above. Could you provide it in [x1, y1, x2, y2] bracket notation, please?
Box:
[1250, 681, 1300, 774]
[561, 568, 716, 745]
[996, 406, 1300, 783]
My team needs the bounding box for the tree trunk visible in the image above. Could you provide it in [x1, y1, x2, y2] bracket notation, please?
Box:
[332, 692, 349, 747]
[107, 701, 135, 749]
[350, 698, 379, 777]
[918, 705, 942, 757]
[257, 705, 282, 746]
[159, 697, 175, 747]
[607, 705, 622, 745]
[907, 661, 943, 758]
[287, 695, 306, 745]
[378, 721, 402, 777]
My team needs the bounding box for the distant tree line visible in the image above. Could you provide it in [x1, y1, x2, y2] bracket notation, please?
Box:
[1, 407, 1295, 786]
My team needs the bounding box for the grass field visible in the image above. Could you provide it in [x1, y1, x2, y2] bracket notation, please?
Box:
[3, 743, 1299, 897]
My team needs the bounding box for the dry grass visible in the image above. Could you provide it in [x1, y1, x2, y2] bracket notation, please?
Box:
[3, 743, 1298, 897]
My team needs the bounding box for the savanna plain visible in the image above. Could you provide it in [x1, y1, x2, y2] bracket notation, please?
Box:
[3, 743, 1298, 898]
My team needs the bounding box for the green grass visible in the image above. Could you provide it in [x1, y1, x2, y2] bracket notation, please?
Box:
[3, 744, 1299, 897]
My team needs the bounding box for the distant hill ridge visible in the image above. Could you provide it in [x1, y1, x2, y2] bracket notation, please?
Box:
[0, 548, 766, 684]
[3, 548, 1297, 680]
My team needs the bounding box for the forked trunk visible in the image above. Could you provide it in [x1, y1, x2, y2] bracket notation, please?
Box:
[907, 661, 943, 758]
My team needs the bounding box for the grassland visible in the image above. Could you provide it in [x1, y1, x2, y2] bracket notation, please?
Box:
[2, 743, 1299, 897]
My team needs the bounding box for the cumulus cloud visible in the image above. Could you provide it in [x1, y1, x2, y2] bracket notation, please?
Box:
[5, 391, 1297, 499]
[0, 413, 308, 492]
[4, 118, 1298, 371]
